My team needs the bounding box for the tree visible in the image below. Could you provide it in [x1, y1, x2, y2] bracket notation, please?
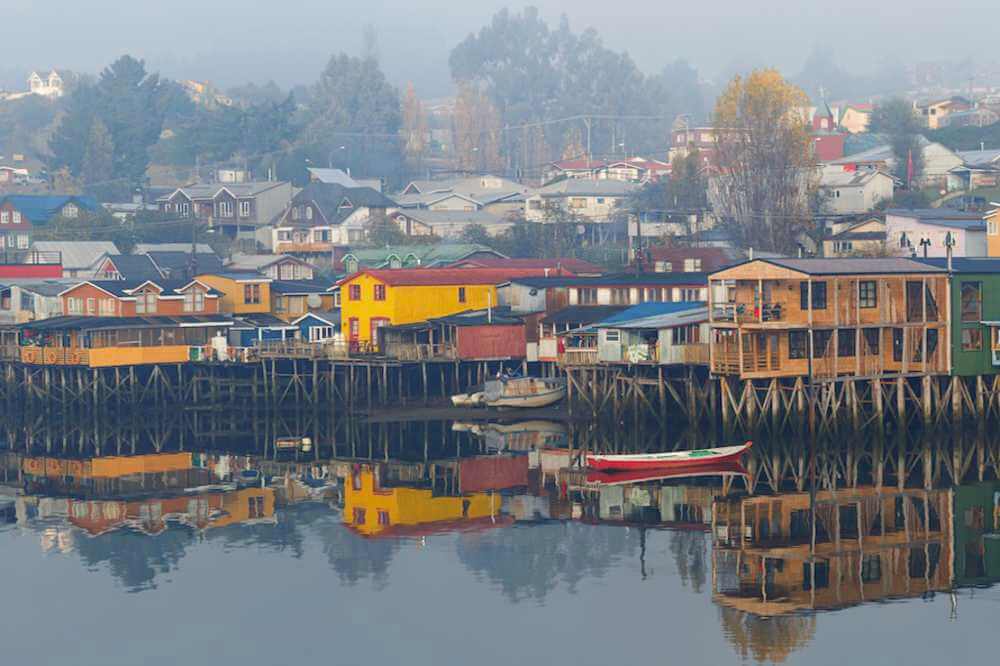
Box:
[711, 69, 815, 253]
[81, 118, 114, 197]
[459, 223, 493, 246]
[401, 83, 427, 172]
[870, 98, 924, 184]
[452, 83, 503, 173]
[363, 209, 408, 246]
[305, 53, 401, 180]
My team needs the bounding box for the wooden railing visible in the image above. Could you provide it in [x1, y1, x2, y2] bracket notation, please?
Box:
[254, 340, 351, 360]
[663, 343, 710, 366]
[559, 348, 599, 366]
[20, 347, 90, 366]
[712, 303, 783, 324]
[383, 342, 457, 361]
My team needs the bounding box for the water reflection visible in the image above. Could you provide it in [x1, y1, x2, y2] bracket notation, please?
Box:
[1, 409, 999, 663]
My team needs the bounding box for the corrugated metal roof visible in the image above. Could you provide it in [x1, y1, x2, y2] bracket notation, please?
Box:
[597, 305, 708, 330]
[595, 301, 706, 326]
[506, 272, 708, 288]
[758, 257, 946, 276]
[17, 314, 232, 331]
[915, 257, 1000, 273]
[32, 241, 118, 270]
[341, 267, 559, 287]
[543, 305, 628, 325]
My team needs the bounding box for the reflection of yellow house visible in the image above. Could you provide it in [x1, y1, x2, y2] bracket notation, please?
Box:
[711, 487, 953, 615]
[343, 466, 500, 536]
[196, 273, 272, 314]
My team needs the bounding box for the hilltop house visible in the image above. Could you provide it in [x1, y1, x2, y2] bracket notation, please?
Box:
[390, 209, 512, 238]
[543, 157, 671, 183]
[395, 175, 529, 218]
[156, 181, 293, 242]
[0, 195, 100, 249]
[272, 182, 397, 257]
[817, 167, 894, 215]
[27, 70, 66, 98]
[524, 180, 634, 227]
[822, 217, 887, 257]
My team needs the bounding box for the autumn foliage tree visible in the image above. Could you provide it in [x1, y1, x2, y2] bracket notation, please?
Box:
[401, 83, 428, 173]
[711, 69, 815, 253]
[452, 83, 503, 173]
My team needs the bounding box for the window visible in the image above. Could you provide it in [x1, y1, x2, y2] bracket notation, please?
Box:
[800, 281, 827, 309]
[859, 280, 877, 308]
[569, 197, 587, 209]
[348, 284, 361, 301]
[86, 297, 96, 315]
[458, 287, 467, 303]
[605, 330, 620, 342]
[291, 207, 299, 221]
[377, 510, 390, 526]
[789, 331, 808, 359]
[646, 288, 664, 302]
[837, 329, 856, 357]
[0, 211, 7, 224]
[16, 234, 28, 249]
[577, 288, 598, 305]
[243, 284, 261, 304]
[217, 200, 234, 217]
[67, 297, 83, 314]
[136, 290, 157, 314]
[309, 325, 335, 342]
[802, 560, 830, 590]
[305, 206, 313, 220]
[352, 508, 366, 525]
[374, 284, 386, 301]
[19, 292, 33, 311]
[861, 555, 882, 583]
[183, 289, 205, 313]
[962, 327, 983, 351]
[989, 219, 998, 235]
[680, 288, 700, 301]
[62, 203, 78, 218]
[239, 200, 251, 218]
[180, 202, 190, 216]
[863, 328, 880, 354]
[813, 330, 833, 358]
[654, 261, 673, 273]
[961, 282, 982, 322]
[683, 258, 702, 272]
[98, 298, 115, 316]
[610, 288, 630, 305]
[892, 328, 904, 362]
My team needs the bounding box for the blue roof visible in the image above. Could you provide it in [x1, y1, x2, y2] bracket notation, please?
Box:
[0, 195, 99, 224]
[595, 301, 706, 326]
[915, 257, 1000, 273]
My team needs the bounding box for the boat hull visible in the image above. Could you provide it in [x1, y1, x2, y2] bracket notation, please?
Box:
[586, 442, 752, 472]
[586, 460, 749, 485]
[485, 386, 566, 408]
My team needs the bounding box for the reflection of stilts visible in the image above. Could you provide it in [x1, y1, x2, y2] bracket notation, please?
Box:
[639, 526, 647, 581]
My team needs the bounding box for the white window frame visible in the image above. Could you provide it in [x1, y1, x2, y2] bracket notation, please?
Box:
[16, 234, 28, 249]
[0, 211, 8, 224]
[239, 200, 251, 218]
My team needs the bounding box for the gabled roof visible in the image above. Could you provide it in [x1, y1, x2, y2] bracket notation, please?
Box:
[62, 279, 222, 298]
[342, 243, 505, 269]
[290, 182, 396, 225]
[100, 254, 164, 282]
[885, 208, 985, 231]
[447, 257, 603, 274]
[534, 180, 635, 198]
[292, 310, 341, 327]
[156, 182, 288, 202]
[144, 251, 224, 276]
[226, 253, 315, 272]
[0, 195, 99, 224]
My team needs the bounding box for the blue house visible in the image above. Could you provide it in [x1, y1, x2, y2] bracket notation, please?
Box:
[292, 310, 341, 343]
[229, 313, 298, 347]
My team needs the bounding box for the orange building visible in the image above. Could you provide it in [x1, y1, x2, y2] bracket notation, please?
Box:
[59, 279, 221, 317]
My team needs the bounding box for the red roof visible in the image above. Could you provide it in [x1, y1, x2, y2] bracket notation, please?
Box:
[447, 257, 603, 274]
[339, 267, 561, 287]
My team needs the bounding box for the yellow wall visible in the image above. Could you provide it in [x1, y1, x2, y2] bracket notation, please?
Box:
[343, 468, 497, 536]
[196, 274, 271, 314]
[340, 274, 498, 343]
[88, 345, 194, 367]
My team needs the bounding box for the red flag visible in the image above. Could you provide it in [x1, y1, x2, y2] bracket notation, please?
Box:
[906, 148, 914, 186]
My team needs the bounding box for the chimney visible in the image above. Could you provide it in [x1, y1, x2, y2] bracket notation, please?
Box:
[748, 247, 754, 261]
[947, 238, 953, 273]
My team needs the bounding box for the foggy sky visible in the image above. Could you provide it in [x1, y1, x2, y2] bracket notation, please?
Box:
[2, 0, 996, 96]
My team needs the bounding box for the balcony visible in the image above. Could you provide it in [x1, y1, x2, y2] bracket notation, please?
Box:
[254, 340, 351, 359]
[712, 303, 784, 324]
[382, 342, 457, 361]
[559, 348, 599, 366]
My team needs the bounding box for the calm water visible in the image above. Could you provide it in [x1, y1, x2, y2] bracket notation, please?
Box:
[1, 411, 999, 665]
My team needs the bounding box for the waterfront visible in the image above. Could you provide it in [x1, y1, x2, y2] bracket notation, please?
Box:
[2, 411, 999, 665]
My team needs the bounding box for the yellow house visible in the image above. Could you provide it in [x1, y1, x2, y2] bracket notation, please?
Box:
[343, 466, 500, 537]
[338, 268, 519, 345]
[196, 272, 272, 314]
[985, 209, 1000, 257]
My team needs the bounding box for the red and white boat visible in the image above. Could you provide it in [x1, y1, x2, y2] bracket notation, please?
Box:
[585, 460, 749, 485]
[586, 441, 752, 472]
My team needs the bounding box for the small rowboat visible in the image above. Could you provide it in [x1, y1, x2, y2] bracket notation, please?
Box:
[586, 441, 752, 472]
[482, 377, 566, 408]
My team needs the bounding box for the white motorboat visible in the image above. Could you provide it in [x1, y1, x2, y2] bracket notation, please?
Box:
[482, 377, 566, 408]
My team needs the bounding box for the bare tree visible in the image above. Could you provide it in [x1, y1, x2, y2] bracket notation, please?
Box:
[711, 69, 816, 254]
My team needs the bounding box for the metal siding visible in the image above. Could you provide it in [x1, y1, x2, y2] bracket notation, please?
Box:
[456, 324, 526, 359]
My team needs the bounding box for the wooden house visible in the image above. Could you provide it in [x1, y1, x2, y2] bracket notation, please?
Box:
[708, 258, 950, 380]
[337, 267, 556, 349]
[59, 279, 221, 318]
[712, 487, 953, 615]
[195, 272, 272, 314]
[591, 302, 709, 366]
[269, 279, 337, 322]
[293, 310, 341, 344]
[226, 253, 316, 281]
[15, 314, 233, 367]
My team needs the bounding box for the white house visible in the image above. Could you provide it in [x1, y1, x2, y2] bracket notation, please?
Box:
[830, 137, 963, 191]
[27, 71, 65, 98]
[525, 180, 634, 223]
[885, 209, 987, 257]
[818, 167, 895, 215]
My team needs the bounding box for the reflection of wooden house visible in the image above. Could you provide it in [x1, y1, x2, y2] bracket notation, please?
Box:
[712, 487, 953, 614]
[343, 466, 504, 537]
[708, 258, 950, 379]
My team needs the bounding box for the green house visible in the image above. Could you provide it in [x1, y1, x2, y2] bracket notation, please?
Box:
[918, 258, 1000, 376]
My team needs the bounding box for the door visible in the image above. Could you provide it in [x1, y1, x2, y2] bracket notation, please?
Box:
[370, 317, 389, 351]
[348, 318, 360, 343]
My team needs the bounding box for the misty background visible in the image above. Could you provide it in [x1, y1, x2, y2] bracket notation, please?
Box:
[3, 0, 997, 98]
